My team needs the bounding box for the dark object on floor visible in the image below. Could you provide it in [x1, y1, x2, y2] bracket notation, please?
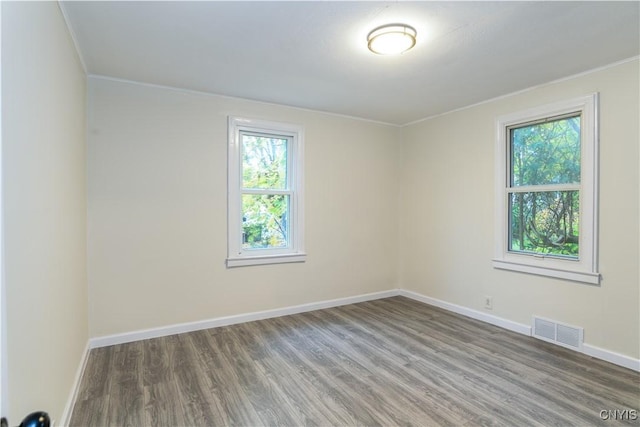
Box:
[19, 412, 50, 427]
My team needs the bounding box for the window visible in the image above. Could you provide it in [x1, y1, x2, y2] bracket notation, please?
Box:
[227, 117, 305, 267]
[493, 94, 600, 284]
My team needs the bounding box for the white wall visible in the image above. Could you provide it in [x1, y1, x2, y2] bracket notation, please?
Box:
[399, 59, 639, 359]
[87, 77, 400, 337]
[2, 2, 87, 422]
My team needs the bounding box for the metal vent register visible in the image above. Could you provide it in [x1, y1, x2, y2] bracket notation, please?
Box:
[533, 316, 583, 350]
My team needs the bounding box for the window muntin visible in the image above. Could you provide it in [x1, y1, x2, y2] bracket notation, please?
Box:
[228, 117, 305, 267]
[240, 131, 291, 250]
[493, 94, 599, 284]
[507, 114, 581, 259]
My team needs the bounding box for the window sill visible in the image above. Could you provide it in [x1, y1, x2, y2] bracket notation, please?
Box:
[492, 259, 600, 285]
[227, 253, 307, 268]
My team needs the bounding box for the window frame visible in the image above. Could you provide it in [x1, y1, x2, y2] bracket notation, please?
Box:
[493, 94, 600, 284]
[227, 116, 305, 267]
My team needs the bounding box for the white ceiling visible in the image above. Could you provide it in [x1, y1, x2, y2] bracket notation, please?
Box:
[60, 1, 639, 125]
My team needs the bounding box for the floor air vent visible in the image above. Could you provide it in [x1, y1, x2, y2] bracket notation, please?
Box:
[533, 317, 583, 350]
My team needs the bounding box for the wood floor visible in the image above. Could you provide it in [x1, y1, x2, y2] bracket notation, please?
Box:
[69, 296, 640, 426]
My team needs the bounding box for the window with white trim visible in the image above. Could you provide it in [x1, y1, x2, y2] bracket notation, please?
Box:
[227, 117, 305, 267]
[493, 94, 600, 284]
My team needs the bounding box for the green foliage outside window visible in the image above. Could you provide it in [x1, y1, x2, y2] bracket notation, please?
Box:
[509, 115, 581, 257]
[241, 134, 289, 249]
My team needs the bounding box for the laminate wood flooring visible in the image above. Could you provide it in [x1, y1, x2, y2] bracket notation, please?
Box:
[69, 296, 640, 426]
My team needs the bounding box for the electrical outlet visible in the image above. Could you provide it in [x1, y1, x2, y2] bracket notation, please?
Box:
[484, 296, 493, 310]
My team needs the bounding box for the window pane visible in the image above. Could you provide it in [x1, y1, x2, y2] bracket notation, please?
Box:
[242, 194, 289, 249]
[510, 115, 580, 186]
[242, 133, 288, 190]
[509, 191, 579, 257]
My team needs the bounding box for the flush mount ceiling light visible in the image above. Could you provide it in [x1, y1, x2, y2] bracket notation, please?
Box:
[367, 23, 417, 55]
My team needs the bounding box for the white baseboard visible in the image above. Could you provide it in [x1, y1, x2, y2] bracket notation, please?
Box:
[583, 344, 640, 372]
[59, 340, 90, 427]
[399, 289, 639, 372]
[88, 288, 639, 373]
[398, 289, 533, 336]
[89, 289, 400, 348]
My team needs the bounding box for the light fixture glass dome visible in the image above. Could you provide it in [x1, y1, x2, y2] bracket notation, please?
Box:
[367, 24, 417, 55]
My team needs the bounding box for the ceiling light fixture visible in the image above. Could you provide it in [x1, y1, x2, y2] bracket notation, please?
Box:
[367, 23, 417, 55]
